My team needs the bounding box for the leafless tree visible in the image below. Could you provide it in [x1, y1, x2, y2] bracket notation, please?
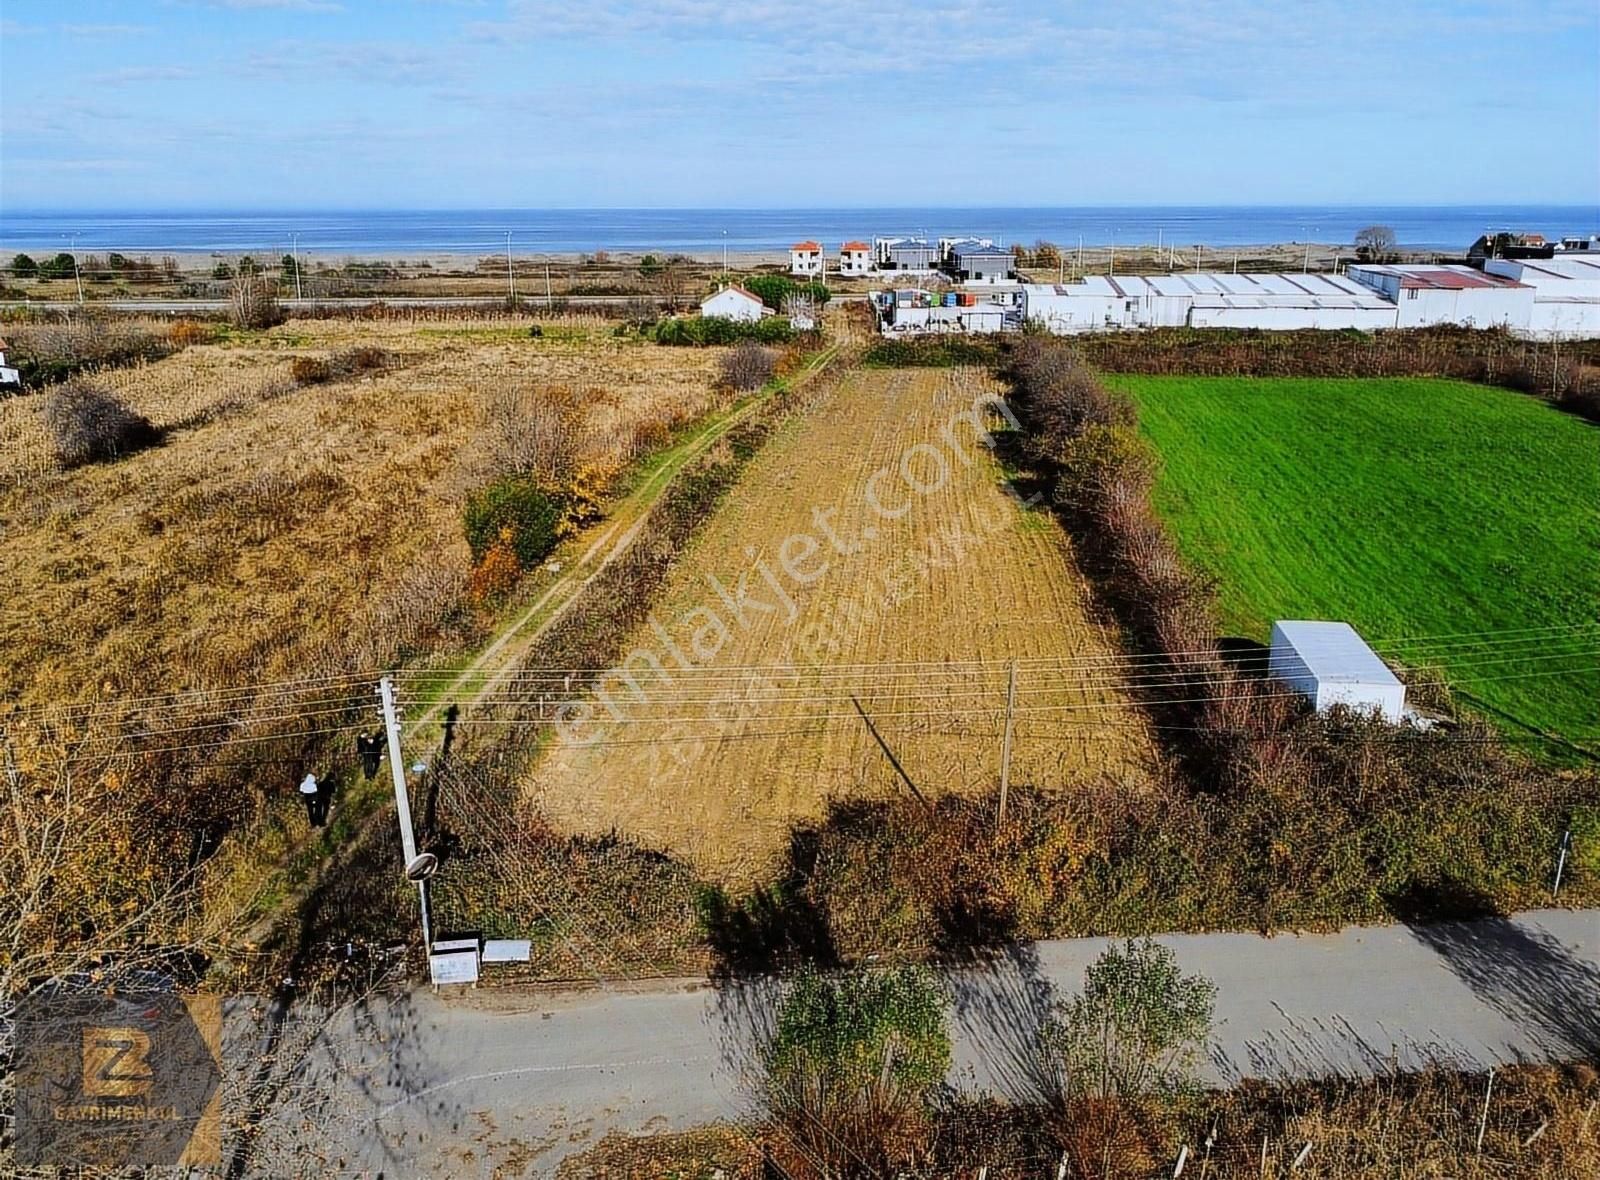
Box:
[1354, 225, 1398, 263]
[229, 270, 284, 330]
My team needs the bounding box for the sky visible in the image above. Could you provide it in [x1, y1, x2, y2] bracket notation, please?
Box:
[1, 0, 1597, 210]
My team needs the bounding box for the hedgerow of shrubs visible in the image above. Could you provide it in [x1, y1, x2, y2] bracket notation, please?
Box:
[803, 714, 1599, 959]
[648, 315, 796, 346]
[860, 336, 1003, 368]
[43, 379, 162, 468]
[5, 315, 176, 388]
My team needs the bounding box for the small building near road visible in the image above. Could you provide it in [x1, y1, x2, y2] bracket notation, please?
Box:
[790, 241, 824, 277]
[700, 285, 769, 323]
[1483, 255, 1600, 338]
[947, 241, 1015, 284]
[839, 241, 873, 277]
[876, 288, 1016, 334]
[1268, 620, 1406, 723]
[0, 338, 18, 387]
[1345, 264, 1533, 330]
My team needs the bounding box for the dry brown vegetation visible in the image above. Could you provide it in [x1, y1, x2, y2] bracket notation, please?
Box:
[0, 314, 733, 984]
[561, 1063, 1600, 1178]
[528, 365, 1155, 884]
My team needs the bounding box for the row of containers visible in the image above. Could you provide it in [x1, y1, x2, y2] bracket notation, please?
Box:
[883, 289, 983, 309]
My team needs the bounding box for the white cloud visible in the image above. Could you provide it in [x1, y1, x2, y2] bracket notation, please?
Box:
[92, 66, 197, 85]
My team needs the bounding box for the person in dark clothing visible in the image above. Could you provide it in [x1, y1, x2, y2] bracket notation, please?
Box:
[356, 733, 384, 780]
[299, 772, 333, 827]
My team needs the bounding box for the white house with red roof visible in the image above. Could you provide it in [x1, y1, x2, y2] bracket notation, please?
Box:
[789, 241, 824, 277]
[838, 241, 872, 277]
[700, 285, 769, 323]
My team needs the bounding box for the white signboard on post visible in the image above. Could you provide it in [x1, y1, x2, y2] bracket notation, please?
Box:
[428, 938, 480, 986]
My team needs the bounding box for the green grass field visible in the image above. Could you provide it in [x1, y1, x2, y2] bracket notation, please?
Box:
[1108, 375, 1600, 745]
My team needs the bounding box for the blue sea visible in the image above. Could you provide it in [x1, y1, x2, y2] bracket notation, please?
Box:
[0, 206, 1595, 256]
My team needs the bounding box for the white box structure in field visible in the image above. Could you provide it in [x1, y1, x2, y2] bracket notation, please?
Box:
[1268, 620, 1406, 723]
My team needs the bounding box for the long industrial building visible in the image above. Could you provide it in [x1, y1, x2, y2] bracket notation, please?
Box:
[1344, 264, 1532, 330]
[1019, 272, 1399, 334]
[1482, 255, 1600, 338]
[875, 264, 1600, 338]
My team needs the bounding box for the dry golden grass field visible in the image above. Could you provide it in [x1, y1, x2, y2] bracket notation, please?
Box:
[0, 317, 725, 712]
[530, 366, 1156, 882]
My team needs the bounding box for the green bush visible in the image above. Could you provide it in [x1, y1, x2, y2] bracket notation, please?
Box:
[648, 315, 796, 347]
[38, 252, 78, 280]
[462, 477, 566, 568]
[10, 253, 38, 278]
[743, 274, 831, 310]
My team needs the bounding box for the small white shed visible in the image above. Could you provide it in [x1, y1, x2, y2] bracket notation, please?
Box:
[1268, 620, 1405, 722]
[700, 285, 767, 323]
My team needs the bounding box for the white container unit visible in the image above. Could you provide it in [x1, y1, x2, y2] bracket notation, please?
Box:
[1268, 620, 1406, 723]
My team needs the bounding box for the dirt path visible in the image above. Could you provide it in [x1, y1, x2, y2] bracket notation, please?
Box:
[530, 365, 1156, 883]
[405, 343, 841, 742]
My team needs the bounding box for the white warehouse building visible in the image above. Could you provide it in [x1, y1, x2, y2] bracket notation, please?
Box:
[1483, 255, 1600, 338]
[1022, 272, 1398, 334]
[1345, 264, 1533, 330]
[1268, 620, 1406, 723]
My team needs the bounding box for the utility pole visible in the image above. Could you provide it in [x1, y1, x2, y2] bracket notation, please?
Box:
[997, 660, 1017, 827]
[1554, 828, 1572, 896]
[291, 232, 303, 301]
[722, 228, 728, 277]
[505, 230, 516, 302]
[545, 261, 552, 310]
[377, 676, 435, 946]
[69, 233, 84, 304]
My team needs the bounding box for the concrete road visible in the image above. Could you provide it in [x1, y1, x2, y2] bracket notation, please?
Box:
[247, 908, 1599, 1176]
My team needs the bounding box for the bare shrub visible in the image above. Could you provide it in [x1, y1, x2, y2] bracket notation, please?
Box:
[290, 356, 331, 385]
[329, 344, 390, 375]
[43, 378, 161, 467]
[484, 384, 592, 482]
[718, 340, 775, 391]
[229, 270, 284, 329]
[168, 318, 215, 348]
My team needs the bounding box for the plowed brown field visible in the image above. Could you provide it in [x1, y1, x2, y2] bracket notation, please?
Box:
[530, 366, 1156, 882]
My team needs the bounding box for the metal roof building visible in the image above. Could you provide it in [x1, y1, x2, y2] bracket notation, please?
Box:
[1268, 620, 1406, 723]
[1483, 256, 1600, 338]
[875, 237, 939, 272]
[1023, 272, 1398, 333]
[1346, 264, 1533, 330]
[947, 241, 1014, 284]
